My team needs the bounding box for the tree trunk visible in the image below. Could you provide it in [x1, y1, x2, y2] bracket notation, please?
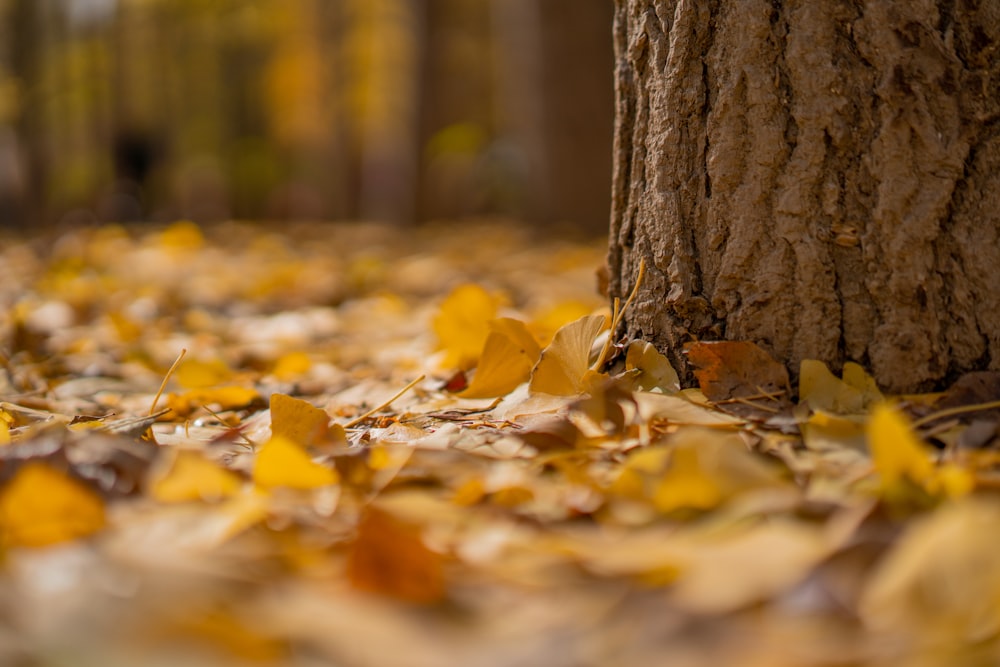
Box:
[608, 0, 1000, 393]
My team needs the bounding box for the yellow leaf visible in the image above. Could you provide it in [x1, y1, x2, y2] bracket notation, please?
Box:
[167, 386, 262, 418]
[0, 463, 106, 547]
[799, 359, 880, 414]
[461, 318, 541, 398]
[253, 435, 339, 490]
[529, 315, 606, 396]
[530, 301, 597, 346]
[148, 450, 243, 503]
[653, 442, 724, 513]
[175, 358, 234, 389]
[269, 393, 340, 447]
[625, 340, 680, 393]
[432, 284, 503, 369]
[272, 351, 312, 381]
[0, 420, 9, 446]
[867, 403, 972, 501]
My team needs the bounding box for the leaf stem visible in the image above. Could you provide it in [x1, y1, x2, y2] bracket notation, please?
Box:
[592, 259, 646, 371]
[149, 348, 186, 416]
[911, 399, 1000, 429]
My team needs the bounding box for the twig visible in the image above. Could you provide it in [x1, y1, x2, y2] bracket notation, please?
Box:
[149, 348, 186, 416]
[715, 388, 787, 405]
[593, 259, 646, 371]
[911, 399, 1000, 429]
[343, 375, 426, 428]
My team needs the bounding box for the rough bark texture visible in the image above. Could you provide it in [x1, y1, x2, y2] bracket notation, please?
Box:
[608, 0, 1000, 393]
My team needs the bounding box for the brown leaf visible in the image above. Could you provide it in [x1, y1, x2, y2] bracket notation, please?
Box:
[685, 341, 790, 417]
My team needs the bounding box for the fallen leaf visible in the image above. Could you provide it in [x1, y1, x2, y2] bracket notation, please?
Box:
[433, 284, 503, 370]
[799, 359, 879, 414]
[686, 341, 790, 407]
[346, 508, 446, 604]
[269, 393, 344, 448]
[529, 315, 606, 396]
[148, 450, 243, 503]
[175, 357, 234, 389]
[867, 404, 973, 503]
[461, 318, 541, 399]
[0, 462, 106, 547]
[861, 497, 1000, 644]
[253, 435, 339, 490]
[271, 351, 312, 381]
[167, 386, 262, 418]
[625, 340, 680, 393]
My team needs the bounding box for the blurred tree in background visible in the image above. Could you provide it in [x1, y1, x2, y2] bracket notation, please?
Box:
[0, 0, 613, 231]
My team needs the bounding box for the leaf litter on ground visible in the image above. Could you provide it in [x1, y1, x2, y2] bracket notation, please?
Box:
[1, 220, 1000, 666]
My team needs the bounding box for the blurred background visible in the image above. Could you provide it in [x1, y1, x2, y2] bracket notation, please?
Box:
[0, 0, 614, 233]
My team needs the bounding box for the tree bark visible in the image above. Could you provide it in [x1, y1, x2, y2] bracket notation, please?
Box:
[608, 0, 1000, 393]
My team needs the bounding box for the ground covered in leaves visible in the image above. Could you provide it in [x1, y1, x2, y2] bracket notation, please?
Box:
[2, 220, 1000, 666]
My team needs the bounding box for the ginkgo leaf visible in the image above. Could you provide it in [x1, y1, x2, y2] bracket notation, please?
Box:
[529, 315, 606, 396]
[175, 358, 234, 389]
[148, 450, 243, 503]
[652, 430, 786, 513]
[167, 386, 262, 418]
[626, 340, 680, 393]
[529, 300, 597, 346]
[653, 441, 725, 513]
[799, 359, 878, 414]
[269, 393, 344, 448]
[432, 284, 503, 370]
[461, 318, 541, 399]
[253, 435, 339, 490]
[271, 351, 312, 381]
[867, 403, 973, 501]
[0, 463, 106, 547]
[346, 508, 446, 604]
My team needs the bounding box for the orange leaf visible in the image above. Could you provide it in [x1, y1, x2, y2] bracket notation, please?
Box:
[0, 463, 106, 547]
[461, 318, 541, 398]
[346, 508, 446, 604]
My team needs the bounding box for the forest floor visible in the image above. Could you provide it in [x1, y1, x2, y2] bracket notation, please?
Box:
[1, 220, 999, 667]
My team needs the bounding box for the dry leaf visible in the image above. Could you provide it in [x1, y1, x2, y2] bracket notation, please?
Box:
[148, 450, 243, 503]
[167, 386, 263, 418]
[253, 435, 339, 490]
[686, 341, 790, 406]
[346, 508, 446, 604]
[461, 318, 541, 399]
[269, 393, 344, 448]
[625, 340, 680, 393]
[799, 359, 881, 414]
[867, 404, 973, 503]
[0, 462, 106, 547]
[529, 315, 606, 396]
[433, 284, 503, 370]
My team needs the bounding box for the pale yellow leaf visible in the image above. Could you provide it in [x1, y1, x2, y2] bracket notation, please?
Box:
[529, 315, 606, 396]
[270, 393, 339, 447]
[625, 340, 680, 393]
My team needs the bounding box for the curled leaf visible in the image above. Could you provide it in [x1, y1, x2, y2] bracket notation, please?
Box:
[529, 315, 606, 396]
